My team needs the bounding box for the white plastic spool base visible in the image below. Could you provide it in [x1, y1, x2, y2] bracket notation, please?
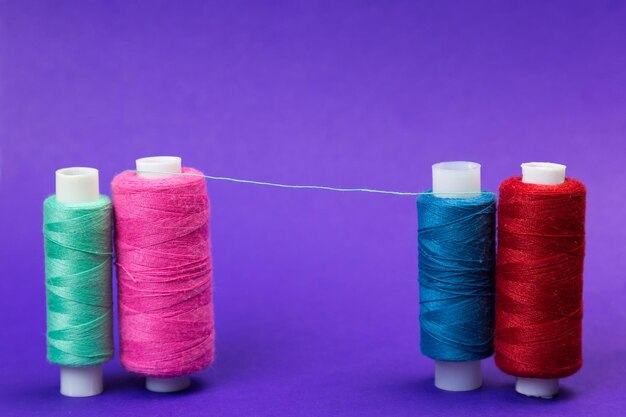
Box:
[430, 161, 483, 392]
[515, 162, 566, 399]
[146, 376, 192, 393]
[55, 167, 104, 397]
[516, 377, 559, 399]
[59, 365, 103, 398]
[135, 156, 192, 393]
[435, 361, 482, 392]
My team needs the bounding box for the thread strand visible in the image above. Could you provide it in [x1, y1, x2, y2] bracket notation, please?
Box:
[129, 170, 493, 197]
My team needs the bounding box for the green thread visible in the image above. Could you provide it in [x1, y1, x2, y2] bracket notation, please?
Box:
[43, 196, 114, 366]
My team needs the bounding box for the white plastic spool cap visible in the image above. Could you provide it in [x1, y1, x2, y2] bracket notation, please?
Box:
[432, 161, 481, 198]
[430, 161, 482, 392]
[135, 156, 191, 393]
[56, 167, 100, 204]
[136, 156, 182, 178]
[515, 162, 566, 399]
[521, 162, 566, 185]
[55, 167, 103, 397]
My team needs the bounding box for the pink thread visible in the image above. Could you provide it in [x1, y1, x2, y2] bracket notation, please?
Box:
[111, 168, 214, 377]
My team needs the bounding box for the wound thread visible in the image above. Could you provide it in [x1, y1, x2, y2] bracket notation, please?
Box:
[43, 196, 114, 366]
[495, 177, 586, 379]
[111, 167, 215, 377]
[418, 192, 496, 361]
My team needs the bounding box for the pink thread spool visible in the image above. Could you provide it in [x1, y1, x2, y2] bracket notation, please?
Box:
[112, 156, 215, 393]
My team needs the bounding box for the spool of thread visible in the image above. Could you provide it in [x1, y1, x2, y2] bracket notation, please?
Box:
[417, 161, 496, 391]
[43, 167, 114, 397]
[112, 156, 215, 393]
[495, 162, 586, 399]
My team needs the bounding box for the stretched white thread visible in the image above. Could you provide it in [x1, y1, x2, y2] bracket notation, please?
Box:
[129, 170, 493, 197]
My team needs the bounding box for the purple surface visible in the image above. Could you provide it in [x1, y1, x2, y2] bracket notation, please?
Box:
[1, 1, 625, 416]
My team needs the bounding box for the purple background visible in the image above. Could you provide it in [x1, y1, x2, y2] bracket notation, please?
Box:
[1, 1, 625, 416]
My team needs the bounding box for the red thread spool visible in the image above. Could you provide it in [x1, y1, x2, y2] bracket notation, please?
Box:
[495, 163, 585, 398]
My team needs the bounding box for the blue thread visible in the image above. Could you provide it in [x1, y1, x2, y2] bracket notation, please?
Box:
[129, 169, 496, 197]
[417, 192, 496, 361]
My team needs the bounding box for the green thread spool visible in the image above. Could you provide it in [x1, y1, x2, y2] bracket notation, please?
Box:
[43, 167, 113, 397]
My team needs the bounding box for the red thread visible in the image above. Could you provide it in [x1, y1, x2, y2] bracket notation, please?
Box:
[495, 176, 586, 379]
[112, 168, 215, 377]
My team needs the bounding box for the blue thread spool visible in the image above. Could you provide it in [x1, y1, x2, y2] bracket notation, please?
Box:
[418, 161, 496, 391]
